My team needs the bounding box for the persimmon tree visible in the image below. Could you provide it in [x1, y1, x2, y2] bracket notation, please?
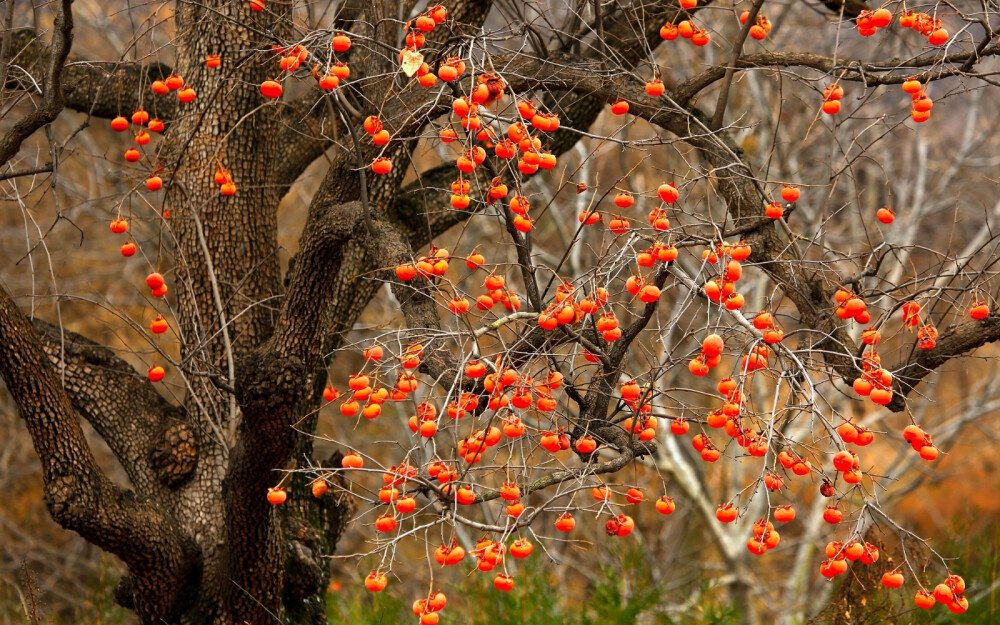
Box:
[4, 0, 1000, 622]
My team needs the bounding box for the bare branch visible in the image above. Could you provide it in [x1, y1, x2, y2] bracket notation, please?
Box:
[0, 0, 74, 167]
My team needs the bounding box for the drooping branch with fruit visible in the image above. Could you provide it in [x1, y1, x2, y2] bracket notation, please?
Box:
[3, 0, 1000, 622]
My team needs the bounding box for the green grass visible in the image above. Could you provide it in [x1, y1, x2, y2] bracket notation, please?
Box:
[328, 544, 741, 625]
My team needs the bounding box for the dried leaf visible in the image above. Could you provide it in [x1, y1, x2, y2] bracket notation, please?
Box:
[401, 49, 424, 77]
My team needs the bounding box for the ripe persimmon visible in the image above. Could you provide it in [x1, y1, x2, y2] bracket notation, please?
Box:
[554, 512, 575, 532]
[716, 504, 738, 523]
[364, 571, 387, 592]
[823, 506, 843, 524]
[774, 505, 796, 523]
[266, 487, 286, 505]
[493, 573, 515, 591]
[881, 570, 904, 588]
[914, 589, 937, 609]
[332, 33, 351, 52]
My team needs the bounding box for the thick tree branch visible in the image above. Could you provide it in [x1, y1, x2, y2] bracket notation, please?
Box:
[0, 162, 51, 180]
[675, 45, 1000, 105]
[63, 60, 174, 119]
[885, 316, 1000, 411]
[2, 28, 172, 123]
[223, 344, 306, 624]
[273, 201, 366, 360]
[0, 0, 74, 167]
[360, 218, 462, 384]
[31, 320, 193, 492]
[220, 198, 367, 621]
[0, 287, 200, 623]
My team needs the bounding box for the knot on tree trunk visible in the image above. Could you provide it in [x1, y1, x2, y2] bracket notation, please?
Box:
[151, 422, 199, 488]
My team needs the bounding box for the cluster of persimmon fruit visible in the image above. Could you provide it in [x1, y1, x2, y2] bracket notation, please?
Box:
[107, 215, 170, 381]
[105, 49, 245, 375]
[666, 325, 966, 606]
[393, 185, 684, 344]
[820, 74, 936, 124]
[661, 7, 774, 46]
[108, 232, 172, 382]
[829, 292, 959, 465]
[898, 9, 950, 45]
[855, 6, 893, 35]
[343, 439, 676, 610]
[256, 3, 443, 106]
[658, 18, 712, 46]
[818, 7, 948, 118]
[834, 292, 933, 408]
[901, 77, 935, 123]
[112, 64, 203, 175]
[260, 39, 350, 101]
[660, 4, 948, 121]
[106, 57, 226, 384]
[150, 71, 198, 103]
[106, 117, 177, 382]
[110, 108, 163, 181]
[909, 574, 970, 613]
[821, 83, 845, 115]
[79, 2, 975, 617]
